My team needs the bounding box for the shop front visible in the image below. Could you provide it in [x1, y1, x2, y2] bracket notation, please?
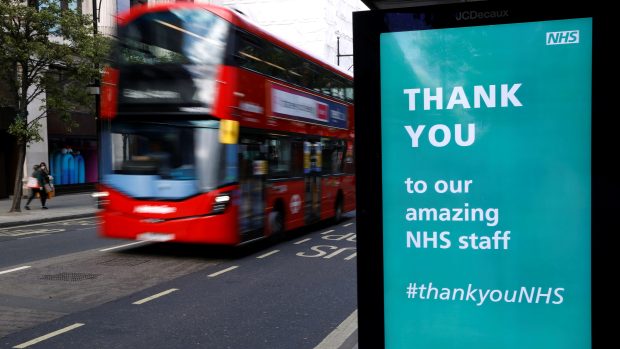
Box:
[46, 110, 98, 193]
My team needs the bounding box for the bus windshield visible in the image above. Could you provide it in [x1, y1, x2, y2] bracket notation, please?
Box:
[118, 8, 229, 65]
[102, 120, 235, 199]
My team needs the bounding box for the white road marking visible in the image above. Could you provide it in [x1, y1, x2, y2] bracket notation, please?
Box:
[54, 219, 99, 226]
[1, 217, 96, 230]
[0, 266, 31, 275]
[133, 288, 179, 305]
[314, 309, 357, 349]
[7, 229, 65, 237]
[208, 266, 238, 278]
[345, 253, 357, 260]
[18, 235, 50, 240]
[294, 238, 311, 245]
[321, 229, 335, 235]
[343, 223, 353, 227]
[257, 250, 280, 259]
[13, 323, 84, 348]
[99, 241, 148, 252]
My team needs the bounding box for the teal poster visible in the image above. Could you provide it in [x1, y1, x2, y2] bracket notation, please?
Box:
[380, 18, 591, 348]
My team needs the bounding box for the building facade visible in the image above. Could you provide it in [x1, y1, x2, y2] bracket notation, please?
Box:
[0, 0, 109, 199]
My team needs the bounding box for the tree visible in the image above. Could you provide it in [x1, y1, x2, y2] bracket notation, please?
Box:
[0, 0, 110, 212]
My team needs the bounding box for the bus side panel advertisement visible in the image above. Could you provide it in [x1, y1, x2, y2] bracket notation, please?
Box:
[271, 83, 348, 129]
[380, 18, 591, 348]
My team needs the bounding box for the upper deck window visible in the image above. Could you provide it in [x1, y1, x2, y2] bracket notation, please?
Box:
[118, 8, 230, 66]
[233, 30, 354, 103]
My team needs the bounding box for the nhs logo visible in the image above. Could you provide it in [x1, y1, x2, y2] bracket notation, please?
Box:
[546, 30, 580, 45]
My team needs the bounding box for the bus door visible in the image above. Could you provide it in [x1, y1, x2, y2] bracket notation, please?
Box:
[304, 141, 322, 223]
[238, 139, 268, 235]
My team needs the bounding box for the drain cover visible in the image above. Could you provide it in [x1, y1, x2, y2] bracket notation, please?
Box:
[41, 272, 100, 282]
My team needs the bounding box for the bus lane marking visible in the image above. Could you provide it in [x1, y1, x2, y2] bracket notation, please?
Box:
[3, 228, 65, 237]
[1, 217, 97, 230]
[0, 266, 31, 275]
[321, 229, 335, 235]
[343, 222, 354, 227]
[296, 232, 357, 260]
[75, 227, 97, 231]
[208, 266, 238, 278]
[314, 309, 357, 349]
[296, 246, 357, 260]
[257, 250, 280, 259]
[324, 247, 356, 259]
[12, 323, 84, 348]
[294, 238, 312, 245]
[344, 253, 357, 261]
[99, 241, 148, 252]
[133, 288, 179, 305]
[18, 235, 51, 240]
[322, 231, 356, 243]
[53, 218, 99, 226]
[63, 220, 99, 226]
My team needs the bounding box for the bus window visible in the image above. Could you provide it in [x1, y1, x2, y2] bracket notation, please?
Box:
[291, 141, 304, 177]
[268, 138, 292, 178]
[110, 124, 194, 179]
[321, 139, 346, 175]
[345, 87, 354, 102]
[343, 141, 355, 175]
[118, 9, 229, 65]
[235, 35, 266, 74]
[218, 143, 239, 185]
[321, 139, 334, 175]
[335, 140, 346, 174]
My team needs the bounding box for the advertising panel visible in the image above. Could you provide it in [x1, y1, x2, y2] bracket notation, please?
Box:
[271, 83, 348, 129]
[380, 17, 591, 348]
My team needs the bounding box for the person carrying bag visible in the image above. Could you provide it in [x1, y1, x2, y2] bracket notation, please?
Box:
[25, 164, 48, 210]
[39, 162, 55, 199]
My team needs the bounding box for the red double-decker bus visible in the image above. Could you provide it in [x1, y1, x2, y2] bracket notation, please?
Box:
[96, 3, 355, 245]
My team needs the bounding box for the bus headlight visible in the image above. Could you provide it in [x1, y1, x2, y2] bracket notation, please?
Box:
[211, 192, 231, 214]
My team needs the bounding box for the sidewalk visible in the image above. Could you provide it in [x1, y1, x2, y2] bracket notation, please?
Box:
[0, 192, 98, 228]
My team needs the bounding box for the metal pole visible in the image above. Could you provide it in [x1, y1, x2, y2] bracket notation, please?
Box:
[92, 0, 98, 35]
[92, 1, 99, 116]
[337, 36, 340, 66]
[91, 0, 99, 115]
[336, 36, 353, 68]
[92, 0, 100, 187]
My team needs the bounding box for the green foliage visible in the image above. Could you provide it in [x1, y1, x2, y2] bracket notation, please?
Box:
[0, 0, 111, 145]
[7, 115, 43, 143]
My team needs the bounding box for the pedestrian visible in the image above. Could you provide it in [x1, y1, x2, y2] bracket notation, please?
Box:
[39, 161, 54, 197]
[24, 164, 48, 210]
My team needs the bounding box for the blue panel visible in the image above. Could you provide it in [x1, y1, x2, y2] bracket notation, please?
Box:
[104, 174, 200, 199]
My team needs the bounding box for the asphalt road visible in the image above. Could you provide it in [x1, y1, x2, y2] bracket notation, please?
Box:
[0, 215, 358, 348]
[0, 218, 127, 269]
